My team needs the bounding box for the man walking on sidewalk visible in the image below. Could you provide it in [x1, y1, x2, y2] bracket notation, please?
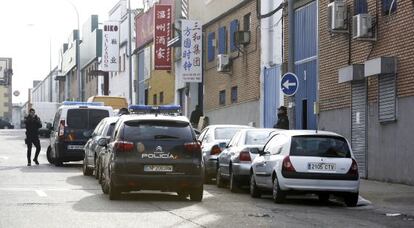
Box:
[24, 108, 42, 166]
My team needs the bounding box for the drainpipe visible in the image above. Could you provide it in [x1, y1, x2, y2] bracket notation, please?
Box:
[288, 0, 295, 129]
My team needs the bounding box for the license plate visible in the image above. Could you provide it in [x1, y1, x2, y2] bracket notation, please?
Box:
[308, 162, 336, 171]
[67, 145, 84, 150]
[144, 165, 173, 172]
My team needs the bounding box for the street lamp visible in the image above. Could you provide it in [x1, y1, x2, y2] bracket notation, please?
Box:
[66, 0, 81, 101]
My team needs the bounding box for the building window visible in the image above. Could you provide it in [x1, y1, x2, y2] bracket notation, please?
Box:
[207, 32, 215, 62]
[159, 91, 164, 104]
[231, 86, 238, 103]
[382, 0, 397, 14]
[229, 19, 239, 52]
[243, 13, 251, 31]
[218, 26, 227, 54]
[153, 94, 157, 105]
[354, 0, 368, 15]
[123, 53, 126, 71]
[219, 90, 226, 106]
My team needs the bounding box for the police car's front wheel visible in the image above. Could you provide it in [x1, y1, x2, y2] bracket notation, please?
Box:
[46, 147, 54, 164]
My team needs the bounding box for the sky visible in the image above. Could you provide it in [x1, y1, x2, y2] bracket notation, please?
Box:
[0, 0, 143, 104]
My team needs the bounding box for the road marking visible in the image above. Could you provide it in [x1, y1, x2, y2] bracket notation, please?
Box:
[35, 190, 47, 197]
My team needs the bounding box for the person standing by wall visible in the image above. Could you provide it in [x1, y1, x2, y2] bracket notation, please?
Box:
[24, 108, 42, 166]
[273, 106, 289, 130]
[190, 105, 203, 129]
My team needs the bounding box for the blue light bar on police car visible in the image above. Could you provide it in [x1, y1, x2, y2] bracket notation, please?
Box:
[128, 105, 181, 113]
[62, 101, 104, 106]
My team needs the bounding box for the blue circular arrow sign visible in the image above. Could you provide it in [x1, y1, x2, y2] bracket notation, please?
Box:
[281, 72, 299, 96]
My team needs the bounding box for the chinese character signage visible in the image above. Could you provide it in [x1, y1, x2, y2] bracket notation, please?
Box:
[180, 20, 202, 83]
[154, 4, 172, 70]
[101, 21, 120, 72]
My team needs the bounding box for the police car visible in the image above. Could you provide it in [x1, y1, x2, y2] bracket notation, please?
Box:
[98, 105, 203, 201]
[47, 101, 114, 166]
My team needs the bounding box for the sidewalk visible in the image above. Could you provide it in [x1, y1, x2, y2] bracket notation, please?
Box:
[359, 179, 414, 217]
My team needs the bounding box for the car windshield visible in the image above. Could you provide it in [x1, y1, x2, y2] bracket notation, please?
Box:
[67, 109, 109, 129]
[245, 130, 274, 145]
[290, 135, 351, 158]
[214, 127, 242, 140]
[122, 120, 194, 141]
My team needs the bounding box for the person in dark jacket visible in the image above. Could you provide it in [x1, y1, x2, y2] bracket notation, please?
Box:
[190, 105, 203, 128]
[273, 106, 289, 130]
[24, 108, 42, 166]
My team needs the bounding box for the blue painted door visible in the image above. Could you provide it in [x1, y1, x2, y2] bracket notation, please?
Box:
[264, 66, 281, 128]
[294, 1, 317, 130]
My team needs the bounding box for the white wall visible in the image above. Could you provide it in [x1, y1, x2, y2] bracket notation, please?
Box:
[259, 0, 284, 127]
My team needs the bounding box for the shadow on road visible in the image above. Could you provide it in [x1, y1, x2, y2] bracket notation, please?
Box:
[19, 163, 82, 173]
[71, 191, 202, 213]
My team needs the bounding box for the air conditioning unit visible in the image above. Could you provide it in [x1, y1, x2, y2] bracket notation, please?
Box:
[352, 14, 372, 39]
[217, 54, 231, 72]
[234, 31, 251, 45]
[328, 0, 347, 31]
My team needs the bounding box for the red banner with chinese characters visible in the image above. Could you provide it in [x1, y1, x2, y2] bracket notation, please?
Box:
[154, 4, 172, 70]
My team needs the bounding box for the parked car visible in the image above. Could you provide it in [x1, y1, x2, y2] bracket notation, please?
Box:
[198, 125, 252, 183]
[216, 128, 279, 191]
[249, 130, 360, 207]
[38, 122, 52, 138]
[99, 105, 204, 201]
[46, 101, 114, 166]
[83, 116, 119, 177]
[0, 118, 14, 129]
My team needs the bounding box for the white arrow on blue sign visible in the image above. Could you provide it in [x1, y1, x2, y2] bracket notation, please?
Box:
[281, 72, 299, 96]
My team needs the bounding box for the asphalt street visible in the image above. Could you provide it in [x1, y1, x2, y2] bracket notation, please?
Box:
[0, 129, 413, 228]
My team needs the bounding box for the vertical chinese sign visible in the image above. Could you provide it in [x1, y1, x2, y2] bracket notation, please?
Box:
[101, 21, 120, 72]
[180, 20, 202, 83]
[154, 5, 172, 70]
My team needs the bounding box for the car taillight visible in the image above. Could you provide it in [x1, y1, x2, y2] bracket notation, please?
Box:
[114, 141, 134, 152]
[184, 142, 201, 153]
[282, 156, 296, 172]
[239, 151, 251, 162]
[58, 120, 65, 137]
[210, 145, 222, 155]
[347, 158, 359, 177]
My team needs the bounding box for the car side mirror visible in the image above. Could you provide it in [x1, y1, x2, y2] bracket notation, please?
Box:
[97, 138, 108, 147]
[258, 149, 267, 156]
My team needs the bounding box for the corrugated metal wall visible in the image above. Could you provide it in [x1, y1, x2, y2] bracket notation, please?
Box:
[378, 74, 396, 122]
[351, 80, 367, 178]
[264, 66, 281, 128]
[294, 1, 317, 130]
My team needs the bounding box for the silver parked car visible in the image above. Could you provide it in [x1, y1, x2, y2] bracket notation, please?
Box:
[83, 116, 119, 179]
[198, 125, 252, 183]
[217, 128, 280, 191]
[250, 130, 360, 207]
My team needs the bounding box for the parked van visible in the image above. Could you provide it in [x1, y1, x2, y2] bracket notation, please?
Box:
[46, 101, 114, 166]
[87, 96, 128, 110]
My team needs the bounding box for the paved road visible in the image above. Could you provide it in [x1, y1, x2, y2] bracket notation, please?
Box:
[0, 129, 412, 228]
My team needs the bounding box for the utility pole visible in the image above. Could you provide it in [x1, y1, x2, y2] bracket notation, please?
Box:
[288, 0, 295, 129]
[128, 0, 133, 104]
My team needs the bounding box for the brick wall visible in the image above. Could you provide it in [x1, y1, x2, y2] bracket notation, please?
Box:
[283, 0, 414, 111]
[319, 0, 414, 111]
[203, 0, 260, 112]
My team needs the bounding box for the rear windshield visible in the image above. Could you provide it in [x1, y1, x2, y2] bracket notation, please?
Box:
[121, 120, 194, 141]
[67, 109, 109, 130]
[290, 136, 351, 158]
[245, 130, 274, 145]
[215, 128, 242, 140]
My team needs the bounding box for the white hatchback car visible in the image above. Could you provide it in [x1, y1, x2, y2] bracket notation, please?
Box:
[250, 130, 360, 207]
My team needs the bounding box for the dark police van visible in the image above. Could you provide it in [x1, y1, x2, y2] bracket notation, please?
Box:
[47, 102, 113, 166]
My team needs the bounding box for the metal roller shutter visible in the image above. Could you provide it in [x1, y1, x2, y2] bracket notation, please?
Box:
[378, 74, 396, 122]
[351, 80, 367, 178]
